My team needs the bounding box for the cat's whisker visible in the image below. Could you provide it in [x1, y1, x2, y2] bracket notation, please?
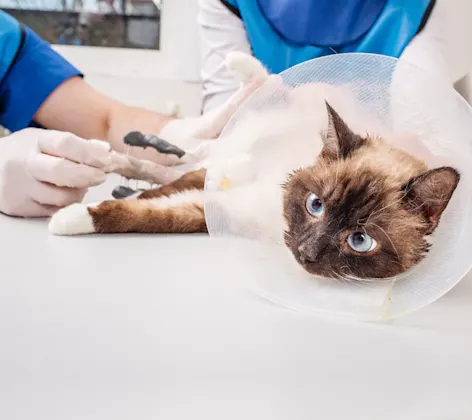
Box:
[344, 275, 384, 286]
[360, 189, 407, 227]
[368, 190, 409, 220]
[333, 227, 344, 238]
[337, 267, 351, 280]
[366, 222, 401, 263]
[339, 265, 393, 284]
[284, 231, 294, 240]
[330, 274, 343, 286]
[333, 241, 344, 259]
[379, 253, 406, 270]
[333, 268, 355, 286]
[338, 269, 375, 288]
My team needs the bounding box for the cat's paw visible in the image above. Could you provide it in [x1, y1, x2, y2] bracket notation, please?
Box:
[49, 203, 97, 236]
[226, 51, 269, 84]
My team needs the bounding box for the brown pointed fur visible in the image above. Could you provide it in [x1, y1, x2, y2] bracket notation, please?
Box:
[137, 169, 206, 200]
[88, 169, 207, 234]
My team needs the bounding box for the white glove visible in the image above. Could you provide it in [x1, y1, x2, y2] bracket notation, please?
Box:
[0, 128, 111, 217]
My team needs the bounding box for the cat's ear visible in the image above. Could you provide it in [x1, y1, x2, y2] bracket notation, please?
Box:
[322, 101, 366, 160]
[403, 167, 460, 233]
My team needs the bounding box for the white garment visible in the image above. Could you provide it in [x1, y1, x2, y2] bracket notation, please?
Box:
[198, 0, 252, 113]
[198, 0, 458, 113]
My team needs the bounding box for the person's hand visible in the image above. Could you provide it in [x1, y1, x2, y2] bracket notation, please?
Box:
[0, 128, 112, 217]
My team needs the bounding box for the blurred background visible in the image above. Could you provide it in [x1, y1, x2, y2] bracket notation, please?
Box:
[1, 0, 161, 49]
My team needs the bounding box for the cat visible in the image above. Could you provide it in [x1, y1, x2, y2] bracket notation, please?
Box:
[49, 52, 460, 280]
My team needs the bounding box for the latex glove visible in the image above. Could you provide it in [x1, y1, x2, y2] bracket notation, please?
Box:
[0, 128, 111, 217]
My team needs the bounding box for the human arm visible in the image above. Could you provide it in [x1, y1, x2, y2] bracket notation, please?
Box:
[32, 75, 176, 164]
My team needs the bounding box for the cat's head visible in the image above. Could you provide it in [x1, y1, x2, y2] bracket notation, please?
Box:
[282, 102, 460, 279]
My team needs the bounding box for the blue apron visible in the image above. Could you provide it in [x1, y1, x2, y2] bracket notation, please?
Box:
[221, 0, 435, 74]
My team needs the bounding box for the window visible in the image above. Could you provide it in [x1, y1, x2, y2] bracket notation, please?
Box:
[2, 0, 161, 49]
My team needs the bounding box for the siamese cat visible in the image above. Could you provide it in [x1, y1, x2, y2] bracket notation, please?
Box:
[49, 52, 459, 279]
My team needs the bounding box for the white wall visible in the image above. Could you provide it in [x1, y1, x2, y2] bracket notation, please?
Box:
[53, 0, 203, 116]
[436, 0, 472, 101]
[439, 0, 472, 83]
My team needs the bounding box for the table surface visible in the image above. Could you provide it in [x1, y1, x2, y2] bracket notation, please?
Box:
[1, 175, 472, 420]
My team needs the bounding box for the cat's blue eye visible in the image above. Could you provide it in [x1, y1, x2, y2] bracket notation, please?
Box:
[347, 232, 377, 253]
[306, 193, 324, 218]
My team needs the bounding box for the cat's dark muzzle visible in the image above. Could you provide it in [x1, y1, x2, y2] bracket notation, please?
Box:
[284, 232, 337, 278]
[297, 246, 316, 265]
[292, 244, 336, 278]
[297, 238, 329, 262]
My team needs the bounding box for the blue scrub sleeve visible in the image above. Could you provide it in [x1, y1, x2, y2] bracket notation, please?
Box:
[0, 26, 83, 132]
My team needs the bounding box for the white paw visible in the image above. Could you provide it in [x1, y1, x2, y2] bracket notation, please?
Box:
[226, 52, 269, 84]
[49, 203, 96, 236]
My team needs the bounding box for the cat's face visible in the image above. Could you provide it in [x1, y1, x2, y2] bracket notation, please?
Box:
[282, 103, 460, 279]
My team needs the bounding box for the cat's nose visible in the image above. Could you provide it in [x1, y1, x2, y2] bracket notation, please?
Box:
[298, 245, 315, 264]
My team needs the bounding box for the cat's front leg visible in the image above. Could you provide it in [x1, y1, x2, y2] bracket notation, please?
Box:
[49, 194, 207, 236]
[49, 169, 208, 236]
